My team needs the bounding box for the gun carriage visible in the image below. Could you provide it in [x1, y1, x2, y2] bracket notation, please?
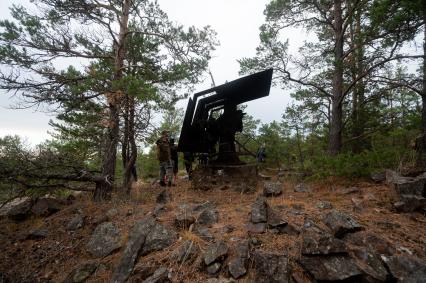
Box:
[177, 69, 273, 190]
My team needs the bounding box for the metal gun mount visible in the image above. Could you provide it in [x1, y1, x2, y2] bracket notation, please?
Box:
[178, 69, 273, 165]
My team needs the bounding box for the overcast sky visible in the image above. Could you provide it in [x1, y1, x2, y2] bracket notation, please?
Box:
[0, 0, 298, 145]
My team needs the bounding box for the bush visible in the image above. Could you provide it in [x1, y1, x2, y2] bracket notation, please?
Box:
[308, 147, 414, 179]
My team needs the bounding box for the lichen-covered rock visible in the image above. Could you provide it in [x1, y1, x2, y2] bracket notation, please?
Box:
[196, 208, 218, 227]
[26, 228, 48, 240]
[86, 222, 121, 258]
[63, 261, 98, 283]
[192, 201, 216, 212]
[343, 231, 395, 256]
[316, 201, 333, 210]
[171, 240, 199, 264]
[4, 197, 33, 221]
[246, 222, 266, 234]
[67, 214, 85, 231]
[253, 250, 289, 283]
[228, 258, 246, 279]
[174, 213, 195, 229]
[203, 241, 228, 265]
[263, 181, 282, 197]
[153, 204, 166, 217]
[301, 231, 347, 255]
[206, 262, 221, 275]
[142, 267, 171, 283]
[294, 183, 312, 193]
[388, 171, 425, 196]
[299, 255, 362, 281]
[31, 197, 63, 217]
[383, 255, 426, 283]
[106, 208, 119, 219]
[267, 207, 287, 228]
[228, 240, 250, 279]
[141, 221, 177, 255]
[277, 223, 300, 236]
[251, 196, 268, 223]
[192, 225, 213, 241]
[350, 247, 389, 282]
[111, 217, 156, 283]
[371, 171, 386, 183]
[394, 195, 426, 213]
[322, 210, 363, 238]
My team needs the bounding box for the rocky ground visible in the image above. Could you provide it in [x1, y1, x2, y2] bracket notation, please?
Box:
[0, 169, 426, 283]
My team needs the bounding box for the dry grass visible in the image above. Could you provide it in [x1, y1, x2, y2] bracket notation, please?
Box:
[1, 173, 426, 282]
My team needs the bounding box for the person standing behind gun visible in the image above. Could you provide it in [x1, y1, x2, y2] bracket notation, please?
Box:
[256, 143, 266, 163]
[156, 130, 173, 187]
[169, 137, 178, 185]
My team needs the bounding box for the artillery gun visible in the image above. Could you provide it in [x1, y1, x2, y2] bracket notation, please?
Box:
[177, 69, 273, 191]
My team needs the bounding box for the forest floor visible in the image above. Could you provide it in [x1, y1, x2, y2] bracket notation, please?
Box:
[1, 169, 426, 282]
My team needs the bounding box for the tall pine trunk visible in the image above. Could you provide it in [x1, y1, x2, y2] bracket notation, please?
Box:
[123, 95, 137, 194]
[422, 21, 426, 134]
[351, 8, 366, 153]
[328, 0, 344, 156]
[93, 0, 131, 201]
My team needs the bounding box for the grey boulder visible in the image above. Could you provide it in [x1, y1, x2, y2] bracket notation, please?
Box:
[171, 240, 199, 264]
[299, 255, 362, 281]
[142, 267, 171, 283]
[62, 261, 98, 283]
[110, 217, 156, 283]
[301, 231, 347, 255]
[250, 196, 268, 223]
[323, 210, 363, 238]
[141, 221, 177, 255]
[86, 222, 121, 258]
[263, 181, 283, 197]
[203, 241, 229, 265]
[384, 255, 426, 283]
[67, 214, 85, 231]
[253, 250, 289, 283]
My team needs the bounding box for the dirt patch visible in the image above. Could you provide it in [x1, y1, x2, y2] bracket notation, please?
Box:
[0, 174, 425, 282]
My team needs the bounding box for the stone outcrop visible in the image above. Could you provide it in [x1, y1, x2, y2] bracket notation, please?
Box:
[384, 255, 426, 283]
[203, 241, 228, 266]
[250, 196, 268, 223]
[387, 170, 426, 213]
[263, 181, 282, 197]
[196, 208, 218, 227]
[253, 250, 289, 283]
[142, 267, 171, 283]
[294, 183, 312, 193]
[299, 255, 362, 281]
[86, 222, 121, 258]
[63, 261, 98, 283]
[67, 214, 85, 231]
[4, 197, 33, 221]
[141, 221, 177, 255]
[171, 240, 199, 264]
[301, 230, 347, 255]
[322, 210, 363, 238]
[228, 240, 250, 279]
[31, 197, 63, 217]
[110, 218, 156, 283]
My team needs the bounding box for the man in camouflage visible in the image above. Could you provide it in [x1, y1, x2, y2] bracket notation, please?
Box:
[156, 130, 173, 186]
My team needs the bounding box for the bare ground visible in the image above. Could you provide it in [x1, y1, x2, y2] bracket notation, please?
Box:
[0, 172, 425, 282]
